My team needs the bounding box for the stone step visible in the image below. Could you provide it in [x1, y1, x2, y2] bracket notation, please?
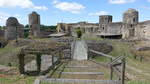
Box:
[42, 78, 120, 84]
[59, 73, 104, 80]
[61, 72, 104, 75]
[65, 66, 98, 68]
[64, 68, 101, 72]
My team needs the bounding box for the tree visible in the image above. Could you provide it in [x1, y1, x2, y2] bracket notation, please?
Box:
[76, 28, 82, 38]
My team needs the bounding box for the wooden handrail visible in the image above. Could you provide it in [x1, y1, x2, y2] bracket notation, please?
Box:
[89, 49, 114, 59]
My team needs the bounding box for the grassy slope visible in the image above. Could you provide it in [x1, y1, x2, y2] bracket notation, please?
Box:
[96, 39, 150, 84]
[0, 44, 21, 66]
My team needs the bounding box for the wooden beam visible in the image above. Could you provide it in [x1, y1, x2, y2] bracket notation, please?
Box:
[112, 63, 122, 67]
[110, 56, 124, 65]
[89, 49, 114, 59]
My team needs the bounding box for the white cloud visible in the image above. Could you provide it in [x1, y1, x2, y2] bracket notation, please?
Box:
[0, 12, 21, 26]
[142, 6, 150, 10]
[53, 0, 85, 14]
[0, 0, 48, 10]
[109, 0, 135, 4]
[89, 11, 109, 16]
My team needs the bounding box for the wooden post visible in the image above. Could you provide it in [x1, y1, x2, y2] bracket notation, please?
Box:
[134, 55, 137, 59]
[110, 58, 113, 80]
[121, 58, 126, 84]
[36, 53, 41, 73]
[140, 56, 143, 62]
[52, 53, 54, 66]
[59, 50, 61, 60]
[18, 53, 25, 74]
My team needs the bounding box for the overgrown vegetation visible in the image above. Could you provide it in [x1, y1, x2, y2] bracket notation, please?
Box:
[75, 28, 82, 38]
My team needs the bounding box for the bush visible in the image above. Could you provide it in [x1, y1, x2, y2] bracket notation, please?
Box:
[24, 32, 29, 38]
[76, 28, 82, 38]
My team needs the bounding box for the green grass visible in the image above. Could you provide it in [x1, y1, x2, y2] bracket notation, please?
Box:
[0, 75, 35, 84]
[93, 56, 110, 62]
[127, 81, 150, 84]
[0, 44, 22, 66]
[82, 36, 103, 41]
[41, 82, 58, 84]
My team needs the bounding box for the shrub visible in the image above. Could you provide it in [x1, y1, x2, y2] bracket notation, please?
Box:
[76, 28, 82, 38]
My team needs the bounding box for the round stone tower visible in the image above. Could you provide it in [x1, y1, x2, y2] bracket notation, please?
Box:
[6, 17, 19, 26]
[99, 15, 113, 24]
[5, 17, 19, 40]
[29, 11, 41, 38]
[123, 8, 139, 24]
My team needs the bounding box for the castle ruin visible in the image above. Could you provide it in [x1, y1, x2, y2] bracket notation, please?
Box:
[57, 8, 150, 40]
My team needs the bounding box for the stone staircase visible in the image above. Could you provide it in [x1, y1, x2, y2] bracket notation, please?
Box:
[36, 40, 120, 84]
[40, 60, 120, 84]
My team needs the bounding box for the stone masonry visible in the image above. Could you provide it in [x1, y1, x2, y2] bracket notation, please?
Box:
[29, 11, 41, 38]
[4, 17, 24, 40]
[57, 8, 150, 40]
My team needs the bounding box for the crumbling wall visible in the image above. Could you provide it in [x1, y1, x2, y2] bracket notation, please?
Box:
[100, 22, 123, 35]
[135, 21, 150, 40]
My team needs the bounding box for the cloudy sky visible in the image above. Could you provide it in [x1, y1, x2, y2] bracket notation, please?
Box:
[0, 0, 150, 26]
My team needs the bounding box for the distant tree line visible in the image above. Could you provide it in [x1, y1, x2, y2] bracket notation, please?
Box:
[24, 24, 57, 30]
[24, 24, 57, 38]
[0, 26, 5, 30]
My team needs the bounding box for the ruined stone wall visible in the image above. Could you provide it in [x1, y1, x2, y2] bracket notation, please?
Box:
[100, 22, 123, 35]
[56, 23, 69, 33]
[56, 8, 150, 40]
[56, 22, 99, 37]
[68, 22, 99, 37]
[135, 21, 150, 40]
[0, 30, 4, 38]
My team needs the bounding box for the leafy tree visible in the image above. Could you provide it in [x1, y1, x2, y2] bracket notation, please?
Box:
[25, 24, 29, 28]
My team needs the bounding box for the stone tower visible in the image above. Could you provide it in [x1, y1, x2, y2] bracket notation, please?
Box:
[29, 11, 41, 38]
[122, 8, 139, 39]
[99, 15, 113, 33]
[99, 15, 113, 24]
[5, 17, 24, 40]
[123, 8, 139, 24]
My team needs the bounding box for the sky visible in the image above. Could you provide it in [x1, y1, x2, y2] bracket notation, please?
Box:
[0, 0, 150, 26]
